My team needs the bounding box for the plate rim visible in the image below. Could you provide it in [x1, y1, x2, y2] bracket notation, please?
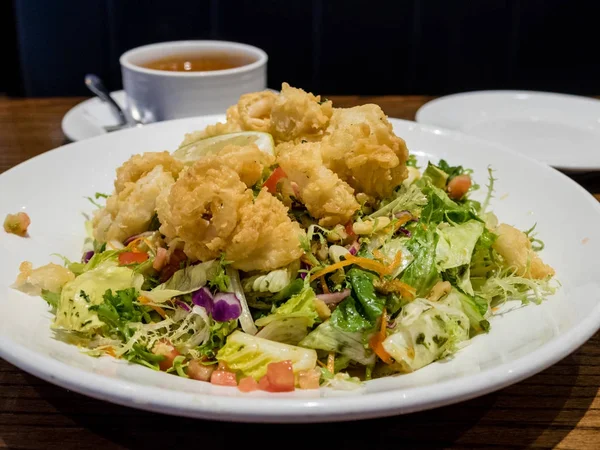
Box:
[3, 115, 600, 422]
[415, 89, 600, 171]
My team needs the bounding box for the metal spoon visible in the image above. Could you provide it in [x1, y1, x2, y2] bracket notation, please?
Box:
[84, 74, 140, 132]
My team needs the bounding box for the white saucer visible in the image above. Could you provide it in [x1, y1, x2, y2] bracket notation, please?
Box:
[416, 90, 600, 171]
[61, 90, 128, 142]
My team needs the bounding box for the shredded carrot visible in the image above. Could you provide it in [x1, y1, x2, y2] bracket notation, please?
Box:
[309, 259, 354, 281]
[139, 296, 167, 319]
[317, 360, 327, 368]
[105, 347, 116, 358]
[309, 252, 403, 281]
[327, 352, 335, 373]
[320, 276, 330, 294]
[369, 309, 393, 364]
[372, 249, 386, 262]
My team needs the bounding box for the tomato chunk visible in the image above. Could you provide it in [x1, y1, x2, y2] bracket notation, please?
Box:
[264, 360, 295, 392]
[152, 340, 180, 371]
[258, 375, 271, 391]
[187, 359, 215, 382]
[118, 251, 149, 266]
[447, 175, 472, 200]
[210, 370, 237, 386]
[344, 221, 356, 238]
[238, 376, 259, 392]
[263, 167, 287, 194]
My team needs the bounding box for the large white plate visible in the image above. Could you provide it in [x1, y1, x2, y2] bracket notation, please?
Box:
[1, 116, 599, 423]
[415, 90, 600, 171]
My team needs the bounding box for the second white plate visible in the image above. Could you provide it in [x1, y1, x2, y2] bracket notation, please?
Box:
[416, 90, 600, 171]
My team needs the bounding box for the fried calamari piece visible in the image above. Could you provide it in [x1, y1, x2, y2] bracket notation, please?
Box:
[321, 104, 409, 198]
[226, 189, 305, 271]
[166, 158, 253, 261]
[277, 141, 359, 227]
[13, 261, 74, 296]
[93, 166, 176, 243]
[217, 144, 275, 187]
[114, 151, 183, 193]
[270, 83, 333, 143]
[492, 223, 555, 279]
[179, 90, 276, 143]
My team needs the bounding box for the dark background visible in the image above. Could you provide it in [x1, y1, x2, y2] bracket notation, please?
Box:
[3, 0, 600, 97]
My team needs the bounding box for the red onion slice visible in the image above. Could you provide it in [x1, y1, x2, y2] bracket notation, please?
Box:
[192, 287, 214, 314]
[175, 300, 191, 312]
[348, 240, 360, 255]
[212, 293, 242, 322]
[316, 289, 351, 305]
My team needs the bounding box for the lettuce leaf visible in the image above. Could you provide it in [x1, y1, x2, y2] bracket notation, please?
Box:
[255, 317, 311, 345]
[400, 226, 440, 298]
[435, 220, 484, 270]
[255, 286, 319, 328]
[446, 289, 490, 335]
[216, 331, 317, 380]
[369, 183, 428, 219]
[143, 260, 218, 303]
[382, 294, 470, 372]
[299, 321, 376, 365]
[54, 264, 144, 333]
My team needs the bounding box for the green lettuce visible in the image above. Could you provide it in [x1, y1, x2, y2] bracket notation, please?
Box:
[435, 220, 484, 270]
[255, 286, 319, 328]
[446, 289, 490, 335]
[369, 183, 428, 219]
[299, 321, 375, 365]
[216, 331, 318, 380]
[54, 263, 144, 332]
[400, 226, 440, 298]
[255, 316, 312, 345]
[382, 294, 470, 372]
[143, 260, 218, 303]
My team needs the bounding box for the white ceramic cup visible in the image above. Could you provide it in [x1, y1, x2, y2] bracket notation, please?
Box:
[120, 40, 268, 123]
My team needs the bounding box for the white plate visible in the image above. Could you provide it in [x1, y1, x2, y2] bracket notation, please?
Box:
[416, 90, 600, 171]
[1, 116, 599, 423]
[62, 90, 129, 142]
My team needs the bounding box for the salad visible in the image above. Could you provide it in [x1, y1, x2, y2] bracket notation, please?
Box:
[10, 83, 556, 393]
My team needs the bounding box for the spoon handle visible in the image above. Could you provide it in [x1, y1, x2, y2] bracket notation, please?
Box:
[84, 74, 128, 126]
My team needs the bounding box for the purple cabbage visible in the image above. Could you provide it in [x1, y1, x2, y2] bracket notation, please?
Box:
[192, 288, 242, 322]
[192, 287, 214, 314]
[82, 250, 94, 263]
[211, 293, 242, 322]
[316, 289, 351, 305]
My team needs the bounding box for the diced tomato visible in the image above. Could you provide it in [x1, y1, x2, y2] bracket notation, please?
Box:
[118, 251, 149, 266]
[238, 376, 259, 392]
[262, 167, 287, 194]
[447, 175, 472, 200]
[187, 359, 215, 382]
[152, 340, 181, 371]
[298, 368, 321, 390]
[258, 375, 271, 391]
[210, 370, 238, 386]
[265, 360, 295, 392]
[344, 221, 356, 238]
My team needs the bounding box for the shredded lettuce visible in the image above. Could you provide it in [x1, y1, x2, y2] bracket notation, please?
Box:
[216, 331, 317, 380]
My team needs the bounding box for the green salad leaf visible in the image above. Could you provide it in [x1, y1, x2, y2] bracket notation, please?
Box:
[400, 226, 440, 298]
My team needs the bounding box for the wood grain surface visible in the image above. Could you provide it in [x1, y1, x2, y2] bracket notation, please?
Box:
[0, 96, 598, 449]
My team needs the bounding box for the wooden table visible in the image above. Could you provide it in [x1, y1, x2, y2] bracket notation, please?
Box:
[0, 96, 598, 449]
